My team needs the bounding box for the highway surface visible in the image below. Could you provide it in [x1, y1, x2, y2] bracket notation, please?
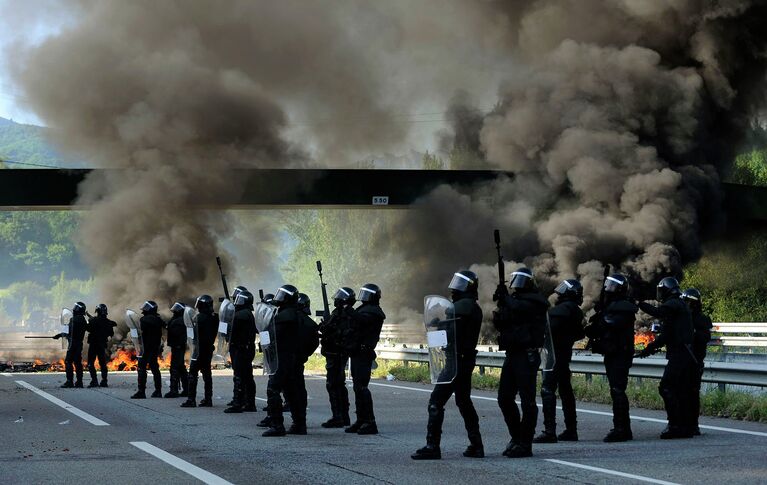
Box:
[1, 370, 765, 484]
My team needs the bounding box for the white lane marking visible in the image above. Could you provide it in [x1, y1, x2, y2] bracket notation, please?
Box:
[545, 459, 681, 485]
[365, 381, 767, 438]
[130, 441, 233, 485]
[15, 380, 109, 426]
[1, 372, 12, 377]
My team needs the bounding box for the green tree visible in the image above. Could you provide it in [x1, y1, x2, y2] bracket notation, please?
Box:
[421, 151, 444, 170]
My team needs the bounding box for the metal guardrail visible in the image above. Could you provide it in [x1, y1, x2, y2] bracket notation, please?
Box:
[375, 346, 767, 388]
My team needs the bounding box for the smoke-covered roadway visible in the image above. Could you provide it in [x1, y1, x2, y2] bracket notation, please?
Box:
[2, 371, 765, 484]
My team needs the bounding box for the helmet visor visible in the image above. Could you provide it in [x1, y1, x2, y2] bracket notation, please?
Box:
[603, 276, 626, 294]
[509, 271, 532, 289]
[170, 302, 185, 313]
[554, 280, 574, 295]
[359, 286, 377, 302]
[448, 272, 475, 292]
[273, 286, 296, 303]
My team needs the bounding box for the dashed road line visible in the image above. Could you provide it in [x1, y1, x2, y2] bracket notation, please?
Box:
[15, 380, 110, 426]
[130, 441, 233, 485]
[545, 459, 681, 485]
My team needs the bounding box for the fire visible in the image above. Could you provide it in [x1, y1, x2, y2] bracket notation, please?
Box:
[634, 330, 655, 349]
[107, 349, 138, 371]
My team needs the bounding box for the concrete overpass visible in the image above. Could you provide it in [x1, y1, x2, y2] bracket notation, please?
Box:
[0, 168, 765, 222]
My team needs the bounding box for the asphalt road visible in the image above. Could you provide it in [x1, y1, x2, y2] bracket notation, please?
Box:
[1, 370, 765, 485]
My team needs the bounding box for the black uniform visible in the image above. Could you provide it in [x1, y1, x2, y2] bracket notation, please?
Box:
[137, 314, 164, 395]
[347, 303, 386, 433]
[186, 311, 218, 405]
[589, 299, 638, 439]
[166, 315, 189, 396]
[427, 297, 484, 453]
[494, 290, 549, 454]
[320, 306, 354, 426]
[691, 311, 712, 432]
[290, 313, 319, 429]
[639, 298, 696, 437]
[64, 314, 87, 386]
[229, 307, 257, 411]
[540, 300, 584, 437]
[265, 305, 302, 432]
[86, 315, 115, 386]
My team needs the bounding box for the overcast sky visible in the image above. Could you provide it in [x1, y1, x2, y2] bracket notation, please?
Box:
[0, 0, 76, 124]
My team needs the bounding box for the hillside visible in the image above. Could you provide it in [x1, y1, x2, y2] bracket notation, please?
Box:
[0, 117, 73, 168]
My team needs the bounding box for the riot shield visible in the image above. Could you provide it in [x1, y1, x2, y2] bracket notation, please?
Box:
[423, 295, 458, 384]
[216, 299, 235, 361]
[540, 314, 556, 372]
[125, 309, 144, 358]
[59, 308, 72, 350]
[183, 307, 199, 362]
[254, 302, 278, 375]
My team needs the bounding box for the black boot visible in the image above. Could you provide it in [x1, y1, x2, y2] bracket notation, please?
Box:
[503, 442, 532, 458]
[557, 429, 578, 441]
[132, 371, 147, 398]
[533, 430, 557, 443]
[412, 404, 442, 459]
[322, 392, 345, 428]
[131, 390, 146, 399]
[344, 421, 362, 433]
[88, 380, 99, 388]
[357, 422, 378, 435]
[199, 373, 212, 406]
[181, 376, 197, 407]
[225, 376, 243, 413]
[257, 416, 272, 428]
[165, 374, 179, 398]
[287, 422, 307, 435]
[60, 381, 74, 388]
[74, 381, 84, 388]
[603, 428, 633, 442]
[263, 425, 286, 437]
[99, 379, 108, 388]
[464, 432, 484, 458]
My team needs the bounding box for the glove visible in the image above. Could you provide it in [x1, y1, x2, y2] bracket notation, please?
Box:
[493, 284, 508, 302]
[634, 348, 650, 359]
[53, 334, 62, 340]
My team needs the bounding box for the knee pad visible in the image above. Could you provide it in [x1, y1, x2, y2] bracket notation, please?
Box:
[540, 386, 555, 399]
[427, 403, 443, 416]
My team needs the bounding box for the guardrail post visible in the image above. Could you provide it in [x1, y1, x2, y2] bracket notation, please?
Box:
[479, 366, 485, 376]
[718, 382, 726, 393]
[585, 373, 592, 383]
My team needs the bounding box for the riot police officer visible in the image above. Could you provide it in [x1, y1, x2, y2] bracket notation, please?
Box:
[225, 290, 257, 413]
[131, 301, 164, 399]
[319, 287, 355, 428]
[226, 285, 248, 408]
[86, 304, 115, 388]
[412, 270, 484, 460]
[636, 277, 696, 439]
[681, 288, 712, 435]
[345, 283, 386, 435]
[291, 293, 319, 433]
[165, 302, 189, 398]
[181, 295, 218, 408]
[534, 279, 585, 443]
[493, 268, 549, 458]
[586, 273, 638, 442]
[263, 284, 303, 436]
[55, 302, 88, 388]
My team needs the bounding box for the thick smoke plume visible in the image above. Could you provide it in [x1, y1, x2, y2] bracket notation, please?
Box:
[7, 1, 767, 328]
[393, 0, 767, 315]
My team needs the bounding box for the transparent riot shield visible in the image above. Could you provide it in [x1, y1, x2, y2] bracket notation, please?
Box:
[59, 308, 72, 350]
[183, 307, 199, 362]
[125, 309, 144, 358]
[423, 295, 458, 384]
[216, 299, 235, 361]
[254, 302, 278, 375]
[540, 314, 556, 372]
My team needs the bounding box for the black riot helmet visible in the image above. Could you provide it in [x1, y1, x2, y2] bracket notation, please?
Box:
[298, 293, 311, 316]
[509, 267, 535, 292]
[448, 270, 479, 297]
[359, 283, 381, 305]
[603, 274, 629, 300]
[554, 279, 583, 304]
[232, 285, 248, 301]
[657, 277, 681, 302]
[333, 287, 356, 307]
[73, 301, 86, 315]
[262, 293, 275, 304]
[234, 290, 255, 308]
[195, 294, 214, 313]
[170, 302, 185, 315]
[95, 303, 108, 317]
[141, 300, 158, 315]
[273, 284, 299, 306]
[681, 287, 702, 312]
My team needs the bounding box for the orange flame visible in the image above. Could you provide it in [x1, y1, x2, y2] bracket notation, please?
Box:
[634, 330, 655, 349]
[107, 349, 138, 371]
